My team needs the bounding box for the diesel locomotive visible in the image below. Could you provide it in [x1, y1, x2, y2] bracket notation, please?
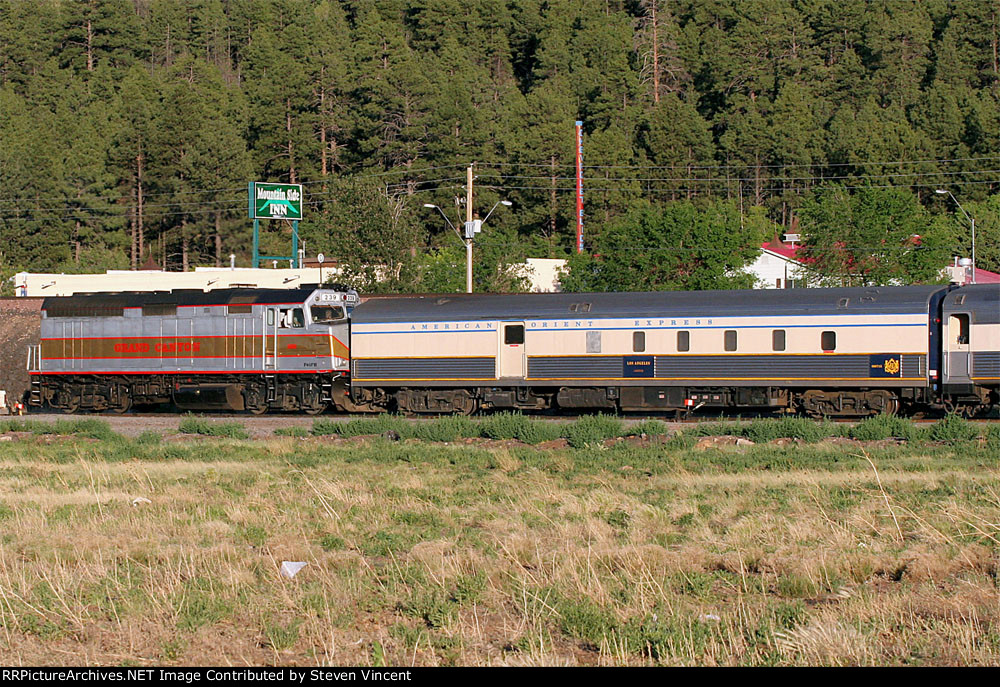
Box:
[27, 283, 999, 418]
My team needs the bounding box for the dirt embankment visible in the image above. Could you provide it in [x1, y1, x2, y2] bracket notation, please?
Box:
[0, 298, 42, 403]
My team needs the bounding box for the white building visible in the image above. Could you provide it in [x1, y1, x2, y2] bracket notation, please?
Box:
[746, 241, 809, 289]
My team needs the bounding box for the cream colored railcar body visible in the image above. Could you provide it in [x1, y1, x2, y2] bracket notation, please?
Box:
[349, 287, 943, 414]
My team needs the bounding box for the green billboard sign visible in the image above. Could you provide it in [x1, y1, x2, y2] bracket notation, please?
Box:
[249, 182, 303, 220]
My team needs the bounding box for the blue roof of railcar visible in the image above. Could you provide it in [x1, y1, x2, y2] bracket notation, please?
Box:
[351, 286, 948, 323]
[943, 283, 1000, 324]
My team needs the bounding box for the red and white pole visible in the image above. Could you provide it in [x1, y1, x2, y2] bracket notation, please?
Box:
[575, 120, 584, 253]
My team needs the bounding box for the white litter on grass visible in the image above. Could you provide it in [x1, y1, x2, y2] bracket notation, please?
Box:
[700, 613, 721, 622]
[131, 497, 152, 507]
[280, 561, 308, 579]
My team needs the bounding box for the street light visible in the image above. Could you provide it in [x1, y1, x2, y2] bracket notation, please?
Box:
[423, 200, 511, 293]
[935, 189, 976, 284]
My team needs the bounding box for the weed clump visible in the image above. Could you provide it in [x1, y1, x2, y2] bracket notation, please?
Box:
[928, 414, 980, 444]
[742, 417, 828, 443]
[409, 416, 477, 442]
[478, 412, 560, 444]
[627, 419, 669, 436]
[564, 414, 623, 447]
[849, 415, 919, 442]
[178, 416, 249, 439]
[312, 414, 406, 437]
[0, 418, 117, 440]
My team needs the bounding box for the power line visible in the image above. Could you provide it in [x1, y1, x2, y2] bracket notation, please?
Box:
[475, 167, 1000, 184]
[478, 154, 1000, 171]
[480, 177, 999, 193]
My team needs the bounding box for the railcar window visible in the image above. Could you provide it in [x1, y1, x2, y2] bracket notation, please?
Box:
[724, 330, 737, 351]
[952, 314, 970, 345]
[677, 330, 690, 352]
[311, 305, 345, 323]
[586, 331, 601, 353]
[821, 331, 836, 351]
[633, 331, 645, 352]
[266, 309, 275, 327]
[504, 325, 524, 345]
[772, 329, 786, 351]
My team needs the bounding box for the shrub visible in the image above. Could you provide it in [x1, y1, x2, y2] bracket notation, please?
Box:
[563, 414, 623, 448]
[849, 415, 918, 442]
[274, 426, 308, 437]
[928, 414, 980, 444]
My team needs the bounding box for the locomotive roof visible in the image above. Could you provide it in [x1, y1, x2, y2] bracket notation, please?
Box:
[943, 283, 1000, 323]
[350, 285, 949, 323]
[41, 288, 318, 311]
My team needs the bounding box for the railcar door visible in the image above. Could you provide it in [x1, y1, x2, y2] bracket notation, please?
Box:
[945, 313, 972, 382]
[499, 322, 526, 378]
[263, 307, 278, 370]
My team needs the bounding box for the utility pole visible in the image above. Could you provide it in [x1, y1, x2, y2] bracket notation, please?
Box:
[466, 164, 474, 293]
[424, 165, 510, 295]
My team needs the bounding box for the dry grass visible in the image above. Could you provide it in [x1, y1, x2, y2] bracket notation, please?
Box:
[0, 431, 997, 666]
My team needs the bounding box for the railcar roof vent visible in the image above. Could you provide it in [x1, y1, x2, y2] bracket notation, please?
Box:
[580, 303, 592, 312]
[837, 297, 850, 308]
[568, 303, 579, 313]
[435, 298, 451, 306]
[955, 294, 966, 304]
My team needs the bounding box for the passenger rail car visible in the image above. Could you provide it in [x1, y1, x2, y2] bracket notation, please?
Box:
[26, 283, 998, 417]
[348, 284, 997, 417]
[28, 288, 358, 414]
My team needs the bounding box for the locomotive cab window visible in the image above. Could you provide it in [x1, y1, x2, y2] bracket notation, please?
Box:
[677, 330, 690, 352]
[821, 331, 836, 351]
[772, 329, 786, 351]
[311, 305, 345, 324]
[504, 324, 524, 345]
[633, 331, 645, 353]
[724, 330, 737, 352]
[280, 308, 304, 329]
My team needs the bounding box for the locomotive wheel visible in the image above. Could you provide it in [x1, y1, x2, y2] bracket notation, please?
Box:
[110, 393, 132, 414]
[246, 402, 268, 415]
[302, 402, 327, 416]
[243, 387, 268, 415]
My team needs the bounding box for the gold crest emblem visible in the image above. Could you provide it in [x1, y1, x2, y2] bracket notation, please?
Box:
[883, 357, 901, 376]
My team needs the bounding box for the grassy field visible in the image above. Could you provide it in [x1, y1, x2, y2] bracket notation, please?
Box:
[0, 417, 998, 666]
